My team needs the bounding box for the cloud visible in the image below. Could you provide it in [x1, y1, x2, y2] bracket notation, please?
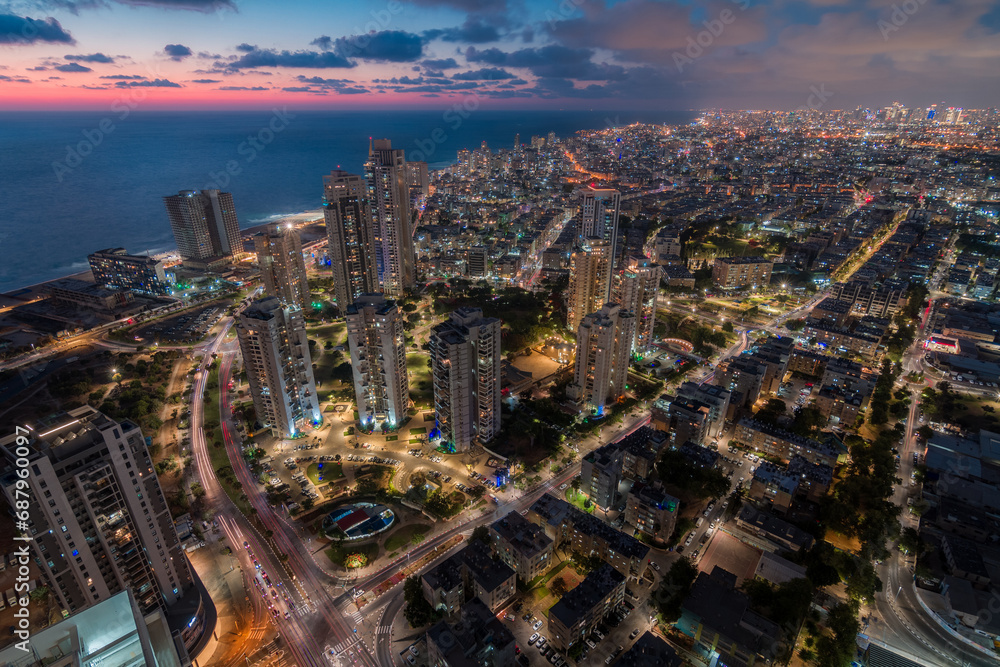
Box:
[281, 86, 313, 92]
[451, 67, 514, 80]
[114, 0, 235, 11]
[190, 78, 220, 83]
[55, 62, 92, 72]
[424, 18, 500, 43]
[227, 48, 354, 69]
[421, 57, 458, 69]
[310, 35, 333, 50]
[463, 46, 507, 65]
[334, 30, 423, 61]
[65, 52, 114, 63]
[235, 42, 256, 52]
[115, 78, 182, 87]
[218, 85, 268, 90]
[0, 74, 31, 82]
[164, 43, 193, 60]
[100, 74, 147, 79]
[0, 14, 74, 44]
[401, 0, 507, 13]
[466, 45, 624, 80]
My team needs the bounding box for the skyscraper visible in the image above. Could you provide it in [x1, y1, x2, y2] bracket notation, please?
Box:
[567, 238, 613, 333]
[612, 255, 661, 354]
[324, 169, 378, 311]
[0, 406, 197, 623]
[429, 308, 501, 452]
[567, 303, 635, 415]
[468, 245, 488, 279]
[365, 139, 415, 297]
[406, 160, 430, 210]
[163, 189, 241, 263]
[254, 222, 309, 309]
[346, 293, 409, 428]
[576, 186, 621, 256]
[236, 296, 320, 438]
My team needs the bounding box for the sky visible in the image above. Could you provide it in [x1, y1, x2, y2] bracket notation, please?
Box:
[0, 0, 998, 111]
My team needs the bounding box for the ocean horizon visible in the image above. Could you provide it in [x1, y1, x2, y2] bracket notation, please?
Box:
[0, 109, 695, 293]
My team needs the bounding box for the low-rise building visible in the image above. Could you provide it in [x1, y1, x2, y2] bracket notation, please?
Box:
[527, 494, 649, 577]
[616, 632, 682, 667]
[733, 418, 840, 467]
[735, 506, 815, 553]
[676, 567, 782, 667]
[427, 598, 517, 667]
[748, 462, 798, 514]
[547, 563, 626, 652]
[624, 482, 679, 544]
[712, 256, 774, 289]
[489, 511, 554, 584]
[46, 277, 135, 314]
[421, 541, 516, 614]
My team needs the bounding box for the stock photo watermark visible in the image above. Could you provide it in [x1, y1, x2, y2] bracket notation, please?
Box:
[673, 0, 752, 73]
[11, 425, 34, 653]
[408, 94, 482, 163]
[203, 108, 296, 190]
[878, 0, 929, 40]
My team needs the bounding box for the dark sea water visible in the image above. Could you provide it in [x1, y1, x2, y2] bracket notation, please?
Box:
[0, 109, 694, 293]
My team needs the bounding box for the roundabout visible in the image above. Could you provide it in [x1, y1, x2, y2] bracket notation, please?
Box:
[322, 501, 395, 541]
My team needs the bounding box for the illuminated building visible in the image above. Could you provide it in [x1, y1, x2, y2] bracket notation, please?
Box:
[162, 189, 241, 264]
[567, 303, 635, 415]
[236, 296, 320, 438]
[324, 169, 378, 310]
[365, 139, 415, 297]
[429, 308, 500, 452]
[567, 238, 613, 332]
[346, 293, 409, 428]
[612, 255, 661, 353]
[0, 407, 204, 651]
[253, 222, 309, 309]
[88, 248, 169, 296]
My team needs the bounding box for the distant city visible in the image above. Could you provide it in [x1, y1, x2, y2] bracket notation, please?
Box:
[2, 103, 1000, 667]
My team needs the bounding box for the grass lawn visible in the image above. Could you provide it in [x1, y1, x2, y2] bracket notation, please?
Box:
[307, 322, 348, 346]
[564, 488, 594, 513]
[409, 438, 423, 444]
[386, 435, 398, 441]
[324, 405, 338, 412]
[383, 523, 432, 552]
[422, 412, 435, 421]
[407, 352, 433, 402]
[307, 462, 344, 486]
[326, 540, 379, 568]
[531, 586, 549, 602]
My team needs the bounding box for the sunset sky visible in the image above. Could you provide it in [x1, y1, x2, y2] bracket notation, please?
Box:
[1, 0, 999, 110]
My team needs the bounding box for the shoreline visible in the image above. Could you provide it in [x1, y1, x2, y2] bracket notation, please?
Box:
[0, 207, 326, 303]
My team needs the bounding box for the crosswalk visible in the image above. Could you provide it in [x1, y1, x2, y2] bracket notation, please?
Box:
[327, 636, 361, 656]
[375, 625, 392, 636]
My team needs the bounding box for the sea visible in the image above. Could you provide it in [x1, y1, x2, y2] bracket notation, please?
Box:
[0, 109, 695, 293]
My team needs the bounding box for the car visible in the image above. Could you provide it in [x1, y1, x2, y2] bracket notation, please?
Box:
[605, 655, 615, 665]
[558, 483, 568, 490]
[405, 655, 416, 666]
[629, 628, 640, 639]
[533, 620, 543, 630]
[651, 561, 660, 571]
[529, 633, 539, 645]
[409, 646, 419, 656]
[586, 639, 597, 649]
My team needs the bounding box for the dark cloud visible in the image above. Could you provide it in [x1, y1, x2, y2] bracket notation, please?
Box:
[164, 43, 193, 60]
[466, 45, 626, 80]
[227, 48, 354, 69]
[334, 30, 423, 62]
[115, 78, 182, 87]
[310, 35, 333, 50]
[65, 52, 114, 63]
[100, 74, 146, 79]
[0, 14, 74, 45]
[218, 85, 269, 90]
[190, 78, 220, 83]
[281, 86, 313, 92]
[421, 57, 458, 69]
[0, 74, 31, 82]
[452, 67, 514, 80]
[55, 62, 92, 72]
[424, 18, 499, 44]
[234, 43, 256, 52]
[27, 66, 48, 71]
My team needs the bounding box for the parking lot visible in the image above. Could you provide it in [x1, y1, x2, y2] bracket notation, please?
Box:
[137, 305, 223, 343]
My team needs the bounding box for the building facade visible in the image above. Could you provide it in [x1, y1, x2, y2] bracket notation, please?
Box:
[365, 139, 415, 296]
[0, 407, 197, 627]
[567, 238, 613, 333]
[429, 308, 501, 452]
[547, 563, 626, 652]
[236, 296, 321, 438]
[323, 169, 378, 311]
[711, 257, 773, 289]
[346, 293, 409, 428]
[88, 248, 169, 296]
[613, 255, 661, 353]
[254, 222, 309, 309]
[489, 511, 554, 584]
[576, 186, 620, 257]
[163, 189, 241, 262]
[567, 304, 635, 415]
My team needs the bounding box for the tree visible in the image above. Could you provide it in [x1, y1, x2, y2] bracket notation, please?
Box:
[570, 477, 582, 493]
[470, 526, 490, 544]
[550, 577, 568, 598]
[403, 575, 437, 628]
[655, 557, 698, 622]
[755, 398, 787, 426]
[898, 527, 926, 556]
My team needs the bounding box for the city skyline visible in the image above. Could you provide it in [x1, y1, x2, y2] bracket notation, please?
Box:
[1, 0, 999, 110]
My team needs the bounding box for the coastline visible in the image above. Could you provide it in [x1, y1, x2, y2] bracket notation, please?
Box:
[0, 208, 326, 303]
